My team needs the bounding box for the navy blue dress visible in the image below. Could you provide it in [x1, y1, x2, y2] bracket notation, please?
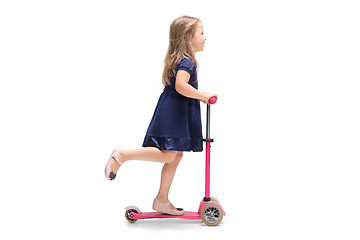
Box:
[142, 58, 203, 152]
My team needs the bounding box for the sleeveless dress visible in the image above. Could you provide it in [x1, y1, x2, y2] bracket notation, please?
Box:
[142, 58, 203, 152]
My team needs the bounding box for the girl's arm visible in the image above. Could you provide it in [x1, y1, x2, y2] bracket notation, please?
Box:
[175, 70, 217, 104]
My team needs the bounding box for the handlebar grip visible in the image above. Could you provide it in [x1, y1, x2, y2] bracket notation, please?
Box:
[209, 96, 217, 105]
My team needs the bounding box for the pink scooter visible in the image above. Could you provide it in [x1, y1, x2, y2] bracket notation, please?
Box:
[125, 97, 225, 226]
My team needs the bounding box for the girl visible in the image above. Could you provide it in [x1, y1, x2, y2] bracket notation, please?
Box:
[105, 15, 217, 216]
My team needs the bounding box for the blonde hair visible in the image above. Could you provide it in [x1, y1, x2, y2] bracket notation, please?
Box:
[162, 15, 200, 87]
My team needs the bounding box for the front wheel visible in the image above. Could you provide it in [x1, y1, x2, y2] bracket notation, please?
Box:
[201, 203, 223, 226]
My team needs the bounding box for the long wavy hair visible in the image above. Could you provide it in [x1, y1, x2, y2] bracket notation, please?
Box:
[162, 16, 200, 87]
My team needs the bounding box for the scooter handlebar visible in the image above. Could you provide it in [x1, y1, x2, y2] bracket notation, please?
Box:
[208, 96, 217, 105]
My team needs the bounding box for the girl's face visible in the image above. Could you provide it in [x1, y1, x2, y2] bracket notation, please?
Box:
[191, 21, 206, 53]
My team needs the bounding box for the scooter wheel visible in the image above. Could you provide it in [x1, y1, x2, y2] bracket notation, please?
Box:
[201, 203, 223, 226]
[125, 209, 138, 223]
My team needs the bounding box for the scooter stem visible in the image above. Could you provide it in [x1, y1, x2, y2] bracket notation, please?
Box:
[204, 97, 217, 200]
[205, 141, 211, 199]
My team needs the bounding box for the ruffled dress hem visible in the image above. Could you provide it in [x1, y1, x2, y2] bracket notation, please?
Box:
[142, 135, 203, 152]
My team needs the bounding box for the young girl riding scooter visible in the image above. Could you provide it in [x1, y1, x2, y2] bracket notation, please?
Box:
[105, 15, 218, 216]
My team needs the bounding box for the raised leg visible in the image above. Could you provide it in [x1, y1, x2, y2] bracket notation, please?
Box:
[120, 147, 178, 164]
[108, 147, 178, 179]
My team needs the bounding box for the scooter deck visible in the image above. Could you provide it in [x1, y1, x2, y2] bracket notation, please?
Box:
[131, 211, 201, 220]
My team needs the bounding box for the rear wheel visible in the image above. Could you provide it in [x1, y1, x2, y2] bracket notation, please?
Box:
[125, 209, 138, 223]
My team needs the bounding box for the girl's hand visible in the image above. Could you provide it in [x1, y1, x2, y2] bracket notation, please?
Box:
[201, 92, 218, 104]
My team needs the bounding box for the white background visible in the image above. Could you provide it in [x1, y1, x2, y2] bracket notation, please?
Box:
[1, 0, 359, 239]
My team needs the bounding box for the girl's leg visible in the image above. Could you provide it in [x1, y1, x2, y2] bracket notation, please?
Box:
[121, 147, 177, 163]
[110, 147, 178, 175]
[155, 152, 183, 206]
